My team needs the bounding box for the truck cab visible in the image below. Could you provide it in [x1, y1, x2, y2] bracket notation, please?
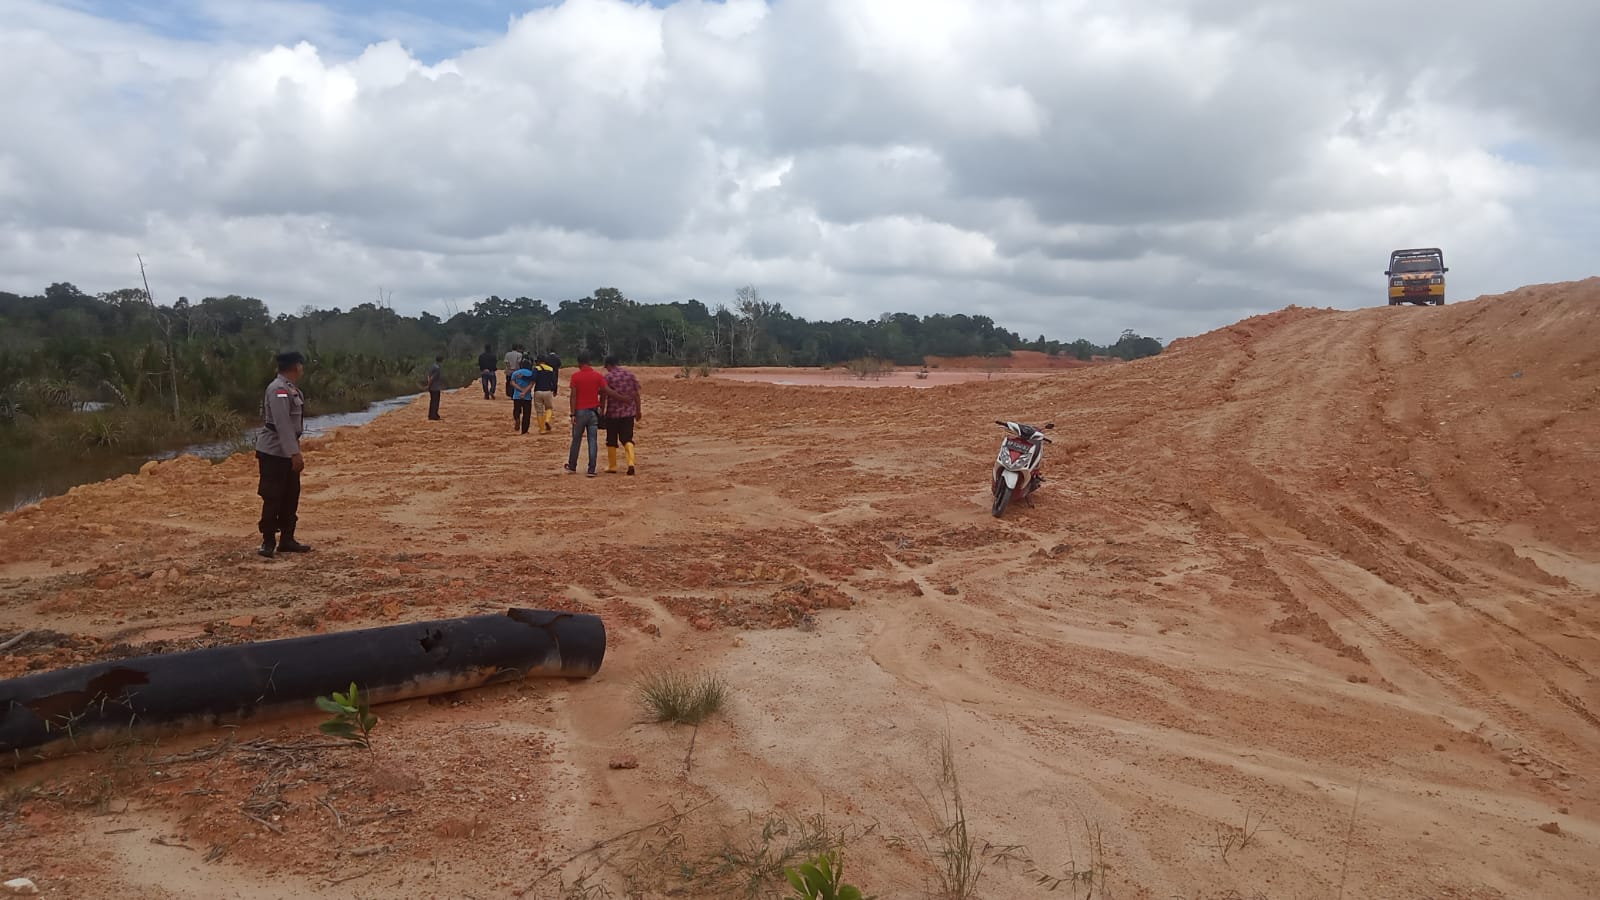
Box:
[1386, 248, 1447, 306]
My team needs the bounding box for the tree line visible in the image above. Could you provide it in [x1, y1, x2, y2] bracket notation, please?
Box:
[451, 285, 1164, 367]
[1, 281, 1164, 429]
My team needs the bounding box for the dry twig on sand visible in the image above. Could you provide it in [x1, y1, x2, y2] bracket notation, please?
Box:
[525, 798, 716, 891]
[1337, 777, 1365, 900]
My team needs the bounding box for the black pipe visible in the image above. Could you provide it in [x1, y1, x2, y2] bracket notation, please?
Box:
[1, 608, 605, 762]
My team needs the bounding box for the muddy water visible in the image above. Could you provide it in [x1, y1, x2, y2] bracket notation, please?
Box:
[2, 393, 419, 513]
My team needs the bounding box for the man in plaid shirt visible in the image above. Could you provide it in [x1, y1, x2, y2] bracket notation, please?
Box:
[601, 355, 642, 476]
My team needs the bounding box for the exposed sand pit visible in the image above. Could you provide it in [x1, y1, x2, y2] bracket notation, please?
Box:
[2, 280, 1599, 898]
[713, 366, 1051, 388]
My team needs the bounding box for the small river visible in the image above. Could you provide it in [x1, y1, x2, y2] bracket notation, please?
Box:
[2, 394, 419, 513]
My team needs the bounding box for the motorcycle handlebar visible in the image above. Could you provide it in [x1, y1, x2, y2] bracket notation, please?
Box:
[996, 421, 1054, 443]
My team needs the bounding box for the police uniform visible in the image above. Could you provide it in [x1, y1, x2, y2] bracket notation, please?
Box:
[256, 373, 307, 552]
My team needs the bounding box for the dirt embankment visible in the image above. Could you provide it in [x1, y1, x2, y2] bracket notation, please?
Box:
[2, 280, 1599, 899]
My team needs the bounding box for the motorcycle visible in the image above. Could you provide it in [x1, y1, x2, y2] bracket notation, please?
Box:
[990, 420, 1053, 518]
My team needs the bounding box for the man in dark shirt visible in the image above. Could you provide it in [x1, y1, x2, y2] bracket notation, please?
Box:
[477, 344, 497, 399]
[425, 355, 444, 420]
[532, 354, 560, 433]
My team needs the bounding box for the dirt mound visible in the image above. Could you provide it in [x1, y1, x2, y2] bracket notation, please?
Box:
[1048, 278, 1600, 553]
[2, 281, 1598, 899]
[1163, 303, 1339, 356]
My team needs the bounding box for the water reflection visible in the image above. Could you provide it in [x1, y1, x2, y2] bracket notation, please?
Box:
[3, 394, 420, 513]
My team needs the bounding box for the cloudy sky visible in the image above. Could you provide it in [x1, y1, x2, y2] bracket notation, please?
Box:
[2, 0, 1596, 343]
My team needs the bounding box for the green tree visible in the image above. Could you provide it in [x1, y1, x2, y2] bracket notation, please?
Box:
[1109, 330, 1164, 360]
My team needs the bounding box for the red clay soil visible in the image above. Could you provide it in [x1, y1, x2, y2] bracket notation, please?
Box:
[2, 279, 1598, 898]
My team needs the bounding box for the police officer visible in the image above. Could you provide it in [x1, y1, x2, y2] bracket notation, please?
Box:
[256, 351, 311, 558]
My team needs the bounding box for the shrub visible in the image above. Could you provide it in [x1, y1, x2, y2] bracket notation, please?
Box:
[18, 379, 77, 416]
[845, 358, 888, 380]
[75, 414, 124, 449]
[189, 398, 243, 438]
[636, 670, 726, 725]
[785, 850, 874, 900]
[316, 683, 379, 748]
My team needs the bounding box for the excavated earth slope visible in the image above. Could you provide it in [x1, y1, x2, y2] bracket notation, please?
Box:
[2, 279, 1597, 898]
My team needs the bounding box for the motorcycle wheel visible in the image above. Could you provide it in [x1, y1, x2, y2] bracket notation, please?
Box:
[991, 480, 1011, 518]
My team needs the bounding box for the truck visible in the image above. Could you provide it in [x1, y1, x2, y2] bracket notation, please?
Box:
[1385, 248, 1447, 306]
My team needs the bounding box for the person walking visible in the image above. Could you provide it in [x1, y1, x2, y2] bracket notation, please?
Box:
[532, 353, 559, 433]
[426, 355, 444, 420]
[601, 355, 642, 475]
[256, 351, 311, 558]
[564, 353, 624, 477]
[504, 344, 525, 422]
[509, 358, 535, 435]
[477, 344, 498, 399]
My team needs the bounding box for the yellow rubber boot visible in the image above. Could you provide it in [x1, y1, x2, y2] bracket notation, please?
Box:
[624, 442, 636, 475]
[607, 446, 618, 473]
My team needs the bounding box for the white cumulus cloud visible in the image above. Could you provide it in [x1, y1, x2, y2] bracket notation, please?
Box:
[0, 0, 1596, 342]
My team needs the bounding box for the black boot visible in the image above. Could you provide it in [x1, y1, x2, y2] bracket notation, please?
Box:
[258, 533, 276, 558]
[277, 532, 312, 553]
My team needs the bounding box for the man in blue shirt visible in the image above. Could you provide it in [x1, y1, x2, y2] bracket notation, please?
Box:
[509, 361, 536, 435]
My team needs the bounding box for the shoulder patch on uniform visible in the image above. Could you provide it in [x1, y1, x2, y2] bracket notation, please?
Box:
[275, 390, 290, 397]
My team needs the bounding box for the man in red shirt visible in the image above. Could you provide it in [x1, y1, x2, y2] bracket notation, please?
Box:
[564, 353, 624, 477]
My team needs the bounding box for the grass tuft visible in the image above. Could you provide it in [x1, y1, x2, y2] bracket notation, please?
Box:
[911, 730, 1115, 899]
[188, 398, 244, 438]
[636, 670, 727, 726]
[923, 732, 986, 900]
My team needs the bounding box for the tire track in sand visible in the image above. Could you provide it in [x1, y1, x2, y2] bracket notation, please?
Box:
[1229, 504, 1582, 785]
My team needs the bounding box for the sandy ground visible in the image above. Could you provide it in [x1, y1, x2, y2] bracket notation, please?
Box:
[713, 367, 1050, 388]
[3, 279, 1599, 899]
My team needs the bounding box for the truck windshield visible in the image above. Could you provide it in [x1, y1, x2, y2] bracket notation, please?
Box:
[1391, 256, 1442, 274]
